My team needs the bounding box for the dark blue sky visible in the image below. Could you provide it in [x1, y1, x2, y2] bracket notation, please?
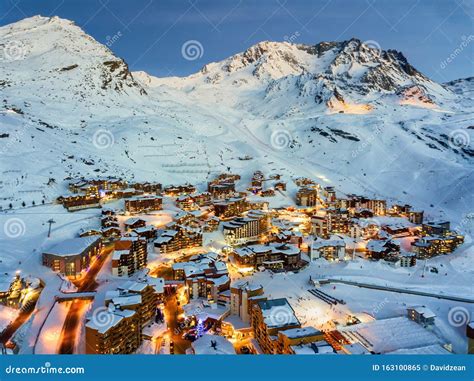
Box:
[1, 0, 473, 81]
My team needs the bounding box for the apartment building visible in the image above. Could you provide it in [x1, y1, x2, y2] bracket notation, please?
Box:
[296, 187, 318, 207]
[222, 210, 270, 245]
[42, 236, 102, 278]
[251, 298, 301, 354]
[233, 243, 301, 270]
[124, 195, 162, 214]
[111, 237, 147, 277]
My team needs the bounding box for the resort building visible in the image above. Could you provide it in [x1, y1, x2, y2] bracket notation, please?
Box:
[129, 182, 162, 194]
[230, 281, 266, 324]
[251, 298, 301, 354]
[163, 184, 196, 196]
[421, 221, 451, 236]
[222, 210, 270, 245]
[112, 237, 147, 277]
[296, 187, 318, 207]
[153, 225, 202, 254]
[213, 197, 251, 219]
[42, 236, 102, 277]
[123, 217, 146, 231]
[366, 239, 400, 260]
[277, 327, 326, 354]
[85, 277, 164, 354]
[310, 238, 346, 261]
[124, 195, 162, 214]
[59, 194, 101, 211]
[411, 235, 464, 259]
[399, 252, 416, 267]
[172, 253, 229, 300]
[85, 307, 140, 354]
[407, 306, 436, 326]
[233, 243, 301, 270]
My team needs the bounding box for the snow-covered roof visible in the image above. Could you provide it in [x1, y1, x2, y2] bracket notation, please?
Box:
[280, 326, 322, 339]
[112, 249, 130, 260]
[291, 340, 335, 355]
[223, 315, 251, 330]
[340, 317, 441, 354]
[366, 239, 393, 252]
[86, 307, 136, 334]
[183, 300, 229, 321]
[154, 235, 174, 244]
[124, 217, 145, 226]
[409, 306, 436, 319]
[340, 343, 371, 355]
[231, 280, 263, 292]
[192, 334, 236, 355]
[208, 274, 230, 287]
[112, 294, 142, 308]
[258, 298, 300, 329]
[234, 243, 300, 258]
[312, 238, 345, 249]
[43, 236, 100, 257]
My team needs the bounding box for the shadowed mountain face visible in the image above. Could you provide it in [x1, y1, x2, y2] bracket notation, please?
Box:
[1, 16, 473, 222]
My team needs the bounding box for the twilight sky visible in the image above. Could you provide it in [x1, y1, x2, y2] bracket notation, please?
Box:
[1, 0, 473, 82]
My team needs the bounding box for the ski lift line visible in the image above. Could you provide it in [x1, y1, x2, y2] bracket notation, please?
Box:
[323, 279, 474, 303]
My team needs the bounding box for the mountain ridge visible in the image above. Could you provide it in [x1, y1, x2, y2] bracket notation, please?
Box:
[0, 15, 473, 226]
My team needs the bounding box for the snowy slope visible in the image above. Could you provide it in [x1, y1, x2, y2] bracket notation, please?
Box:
[0, 15, 473, 226]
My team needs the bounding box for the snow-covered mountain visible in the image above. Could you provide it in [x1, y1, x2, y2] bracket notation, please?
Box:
[1, 16, 473, 225]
